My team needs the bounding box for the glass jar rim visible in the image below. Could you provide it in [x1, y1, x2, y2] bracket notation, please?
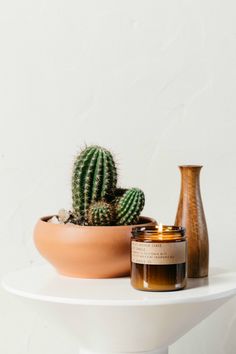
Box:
[132, 225, 185, 237]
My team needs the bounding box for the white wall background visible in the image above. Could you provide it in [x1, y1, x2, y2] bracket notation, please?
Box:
[0, 0, 236, 353]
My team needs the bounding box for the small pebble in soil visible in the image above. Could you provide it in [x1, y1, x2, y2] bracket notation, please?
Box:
[58, 208, 71, 223]
[48, 216, 60, 224]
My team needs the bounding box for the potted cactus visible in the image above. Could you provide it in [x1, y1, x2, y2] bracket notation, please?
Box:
[34, 146, 156, 278]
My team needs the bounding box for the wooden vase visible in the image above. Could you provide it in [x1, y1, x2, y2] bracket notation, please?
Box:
[175, 165, 209, 278]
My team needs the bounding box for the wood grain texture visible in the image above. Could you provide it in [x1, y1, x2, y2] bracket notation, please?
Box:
[175, 166, 209, 278]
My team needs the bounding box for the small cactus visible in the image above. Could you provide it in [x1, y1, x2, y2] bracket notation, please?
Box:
[72, 145, 117, 222]
[116, 188, 145, 225]
[88, 201, 115, 226]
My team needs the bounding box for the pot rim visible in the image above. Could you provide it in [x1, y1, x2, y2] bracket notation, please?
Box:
[39, 215, 157, 229]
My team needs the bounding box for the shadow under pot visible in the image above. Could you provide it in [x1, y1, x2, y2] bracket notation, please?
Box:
[131, 225, 187, 291]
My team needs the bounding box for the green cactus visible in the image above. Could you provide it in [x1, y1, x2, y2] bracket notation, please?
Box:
[72, 145, 117, 222]
[88, 201, 115, 226]
[116, 188, 145, 225]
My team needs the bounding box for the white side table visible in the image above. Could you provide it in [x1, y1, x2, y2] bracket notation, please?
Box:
[2, 266, 236, 354]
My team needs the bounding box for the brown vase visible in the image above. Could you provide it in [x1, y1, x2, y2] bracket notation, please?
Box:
[175, 165, 209, 278]
[34, 215, 156, 279]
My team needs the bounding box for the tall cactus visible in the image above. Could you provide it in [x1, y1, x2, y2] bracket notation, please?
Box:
[88, 201, 114, 226]
[72, 145, 117, 222]
[116, 188, 145, 225]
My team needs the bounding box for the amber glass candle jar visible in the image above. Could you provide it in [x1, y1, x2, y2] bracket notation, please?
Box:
[131, 225, 187, 291]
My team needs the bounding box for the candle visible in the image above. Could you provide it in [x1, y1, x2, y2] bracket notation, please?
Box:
[131, 224, 187, 291]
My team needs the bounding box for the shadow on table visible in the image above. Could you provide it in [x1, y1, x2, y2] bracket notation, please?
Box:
[186, 267, 232, 290]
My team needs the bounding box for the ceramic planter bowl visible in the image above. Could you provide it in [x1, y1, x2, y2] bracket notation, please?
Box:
[34, 216, 156, 278]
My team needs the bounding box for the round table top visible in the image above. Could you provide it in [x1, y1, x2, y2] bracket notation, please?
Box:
[2, 265, 236, 306]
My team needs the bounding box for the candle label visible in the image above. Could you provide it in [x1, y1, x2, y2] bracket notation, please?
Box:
[131, 241, 186, 265]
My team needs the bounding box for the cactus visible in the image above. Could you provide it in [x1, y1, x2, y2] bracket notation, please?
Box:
[116, 188, 145, 225]
[88, 201, 115, 226]
[70, 144, 146, 226]
[72, 145, 117, 222]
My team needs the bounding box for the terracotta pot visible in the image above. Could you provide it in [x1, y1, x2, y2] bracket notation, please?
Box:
[34, 216, 156, 278]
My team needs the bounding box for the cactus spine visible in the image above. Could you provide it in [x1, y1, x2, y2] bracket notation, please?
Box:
[72, 146, 117, 222]
[88, 201, 114, 226]
[116, 188, 145, 225]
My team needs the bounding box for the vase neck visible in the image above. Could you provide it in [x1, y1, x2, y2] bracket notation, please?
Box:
[179, 166, 202, 193]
